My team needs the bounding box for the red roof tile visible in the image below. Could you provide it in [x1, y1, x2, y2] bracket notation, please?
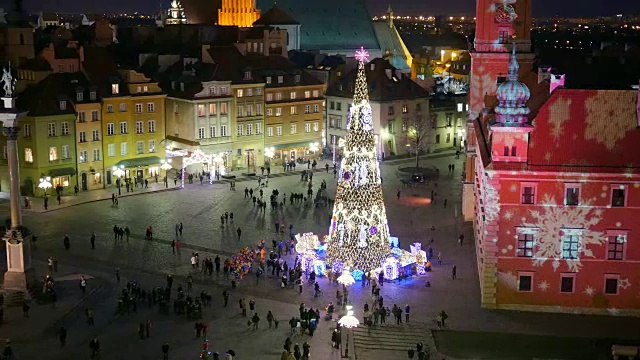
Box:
[529, 88, 640, 169]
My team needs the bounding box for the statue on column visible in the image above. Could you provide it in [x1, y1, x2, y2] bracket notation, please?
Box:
[2, 65, 15, 98]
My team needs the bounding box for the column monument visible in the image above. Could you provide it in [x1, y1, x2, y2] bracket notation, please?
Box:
[1, 64, 34, 292]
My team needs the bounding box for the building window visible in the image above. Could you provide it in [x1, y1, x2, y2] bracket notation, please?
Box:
[275, 93, 282, 101]
[220, 125, 228, 137]
[276, 126, 282, 136]
[304, 91, 310, 98]
[304, 105, 311, 114]
[107, 144, 115, 157]
[330, 101, 335, 110]
[119, 103, 126, 112]
[517, 272, 533, 292]
[313, 90, 319, 97]
[290, 124, 297, 134]
[79, 150, 87, 163]
[290, 106, 297, 115]
[498, 31, 510, 44]
[111, 84, 119, 95]
[246, 88, 253, 97]
[511, 146, 517, 156]
[256, 104, 263, 115]
[244, 71, 252, 80]
[560, 274, 575, 293]
[266, 108, 273, 116]
[237, 105, 244, 117]
[107, 104, 113, 113]
[276, 108, 282, 116]
[247, 105, 253, 116]
[457, 103, 463, 112]
[388, 120, 395, 134]
[446, 133, 451, 143]
[90, 91, 96, 101]
[388, 106, 394, 115]
[266, 93, 273, 102]
[521, 184, 536, 204]
[91, 110, 99, 121]
[197, 104, 206, 117]
[611, 185, 626, 207]
[23, 124, 31, 137]
[313, 122, 319, 132]
[59, 100, 66, 111]
[402, 104, 408, 113]
[305, 123, 311, 133]
[120, 142, 128, 156]
[61, 122, 69, 136]
[313, 104, 319, 113]
[135, 103, 142, 113]
[516, 232, 535, 257]
[256, 88, 262, 96]
[416, 103, 422, 112]
[237, 124, 244, 136]
[278, 76, 283, 84]
[198, 127, 205, 139]
[561, 231, 581, 260]
[209, 103, 217, 115]
[148, 140, 156, 153]
[256, 122, 262, 134]
[136, 121, 143, 134]
[604, 275, 619, 295]
[120, 122, 128, 134]
[107, 123, 115, 135]
[93, 149, 100, 161]
[290, 92, 296, 100]
[78, 112, 86, 123]
[446, 114, 453, 127]
[435, 134, 440, 144]
[48, 123, 56, 137]
[220, 103, 228, 114]
[136, 141, 144, 155]
[565, 185, 580, 206]
[210, 126, 216, 138]
[148, 120, 156, 133]
[49, 146, 58, 161]
[92, 129, 99, 141]
[25, 148, 33, 163]
[267, 127, 273, 137]
[237, 89, 244, 98]
[79, 131, 87, 143]
[607, 233, 626, 260]
[61, 145, 69, 159]
[246, 123, 253, 135]
[336, 102, 342, 111]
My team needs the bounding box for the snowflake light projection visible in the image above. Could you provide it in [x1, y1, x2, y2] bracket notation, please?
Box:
[469, 65, 497, 116]
[548, 97, 572, 144]
[584, 91, 637, 151]
[482, 172, 500, 223]
[538, 280, 549, 291]
[584, 286, 595, 296]
[523, 194, 605, 272]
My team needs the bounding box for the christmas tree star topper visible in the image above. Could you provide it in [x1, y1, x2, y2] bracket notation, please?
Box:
[355, 47, 369, 63]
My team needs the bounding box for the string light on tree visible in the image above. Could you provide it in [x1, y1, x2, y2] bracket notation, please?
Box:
[326, 48, 391, 272]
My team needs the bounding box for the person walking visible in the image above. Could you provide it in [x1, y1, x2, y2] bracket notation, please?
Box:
[404, 304, 410, 323]
[90, 232, 96, 250]
[22, 300, 29, 317]
[115, 268, 121, 283]
[63, 234, 70, 250]
[80, 276, 87, 294]
[171, 239, 176, 254]
[236, 227, 242, 240]
[162, 342, 170, 360]
[58, 327, 67, 347]
[223, 289, 230, 307]
[452, 265, 457, 280]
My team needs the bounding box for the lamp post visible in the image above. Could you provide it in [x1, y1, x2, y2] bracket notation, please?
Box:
[113, 165, 125, 178]
[160, 160, 172, 188]
[338, 305, 359, 358]
[38, 176, 52, 197]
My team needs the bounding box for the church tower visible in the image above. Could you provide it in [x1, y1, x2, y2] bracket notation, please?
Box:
[461, 0, 535, 221]
[218, 0, 261, 27]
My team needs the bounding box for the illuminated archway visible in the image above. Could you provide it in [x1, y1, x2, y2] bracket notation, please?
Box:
[166, 149, 214, 188]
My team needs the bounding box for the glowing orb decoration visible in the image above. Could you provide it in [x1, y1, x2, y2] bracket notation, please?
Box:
[351, 269, 364, 281]
[337, 268, 355, 286]
[355, 47, 369, 63]
[360, 103, 373, 131]
[332, 261, 345, 274]
[343, 171, 352, 181]
[338, 305, 360, 328]
[369, 226, 378, 236]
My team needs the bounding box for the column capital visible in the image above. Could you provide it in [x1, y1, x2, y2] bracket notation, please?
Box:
[4, 126, 20, 140]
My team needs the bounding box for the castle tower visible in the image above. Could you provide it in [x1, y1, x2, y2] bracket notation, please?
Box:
[218, 0, 261, 27]
[461, 0, 535, 221]
[166, 0, 187, 25]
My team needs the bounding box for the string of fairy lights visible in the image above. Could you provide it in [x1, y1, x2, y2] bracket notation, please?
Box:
[325, 49, 391, 272]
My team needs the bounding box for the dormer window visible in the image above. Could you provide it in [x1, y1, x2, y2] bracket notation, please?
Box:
[338, 84, 343, 91]
[266, 77, 272, 84]
[180, 83, 185, 91]
[89, 91, 96, 101]
[143, 86, 148, 92]
[111, 84, 119, 95]
[294, 74, 301, 83]
[136, 86, 141, 93]
[59, 101, 66, 110]
[76, 91, 83, 102]
[278, 76, 283, 84]
[244, 71, 252, 80]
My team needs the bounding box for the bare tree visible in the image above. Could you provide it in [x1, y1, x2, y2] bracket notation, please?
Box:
[405, 114, 433, 170]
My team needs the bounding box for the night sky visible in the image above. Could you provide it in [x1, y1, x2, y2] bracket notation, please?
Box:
[4, 0, 640, 18]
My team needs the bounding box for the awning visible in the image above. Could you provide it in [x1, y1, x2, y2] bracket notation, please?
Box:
[49, 167, 76, 177]
[115, 156, 162, 168]
[269, 141, 319, 151]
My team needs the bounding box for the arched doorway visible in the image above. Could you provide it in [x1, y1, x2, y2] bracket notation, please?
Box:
[81, 173, 88, 191]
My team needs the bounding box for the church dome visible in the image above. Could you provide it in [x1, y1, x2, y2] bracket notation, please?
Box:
[494, 45, 531, 125]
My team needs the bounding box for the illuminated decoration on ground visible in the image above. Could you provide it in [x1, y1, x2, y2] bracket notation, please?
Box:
[351, 269, 364, 281]
[325, 48, 391, 272]
[382, 257, 400, 280]
[166, 149, 215, 188]
[295, 233, 320, 253]
[338, 305, 360, 328]
[313, 260, 326, 276]
[410, 243, 427, 275]
[337, 268, 355, 286]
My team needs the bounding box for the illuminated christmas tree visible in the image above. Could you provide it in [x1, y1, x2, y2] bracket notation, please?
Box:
[326, 48, 391, 272]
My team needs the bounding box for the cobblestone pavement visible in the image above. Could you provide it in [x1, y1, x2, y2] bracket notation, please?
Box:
[1, 151, 639, 360]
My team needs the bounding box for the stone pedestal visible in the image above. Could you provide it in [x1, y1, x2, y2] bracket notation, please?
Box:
[3, 229, 35, 291]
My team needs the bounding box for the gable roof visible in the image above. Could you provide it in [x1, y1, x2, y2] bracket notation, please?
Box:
[253, 5, 299, 26]
[527, 89, 640, 170]
[256, 0, 379, 52]
[17, 73, 89, 116]
[206, 46, 264, 84]
[326, 58, 429, 102]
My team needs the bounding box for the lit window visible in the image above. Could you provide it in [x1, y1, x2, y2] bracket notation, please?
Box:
[237, 89, 244, 98]
[516, 231, 535, 258]
[209, 103, 216, 114]
[402, 104, 408, 113]
[304, 91, 310, 98]
[246, 88, 253, 97]
[312, 90, 319, 97]
[111, 84, 119, 94]
[79, 150, 87, 163]
[148, 140, 156, 153]
[561, 231, 581, 260]
[49, 146, 58, 161]
[275, 93, 282, 101]
[24, 148, 33, 163]
[313, 122, 319, 132]
[197, 104, 206, 117]
[290, 106, 297, 115]
[457, 103, 463, 112]
[220, 103, 228, 114]
[276, 108, 282, 116]
[290, 92, 296, 100]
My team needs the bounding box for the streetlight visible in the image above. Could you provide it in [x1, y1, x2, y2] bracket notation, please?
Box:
[264, 147, 275, 159]
[112, 165, 125, 178]
[38, 176, 52, 197]
[309, 142, 319, 154]
[338, 305, 359, 358]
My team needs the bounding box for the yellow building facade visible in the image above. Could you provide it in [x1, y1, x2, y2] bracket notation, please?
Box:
[218, 0, 261, 27]
[101, 70, 166, 185]
[230, 82, 266, 171]
[75, 100, 104, 191]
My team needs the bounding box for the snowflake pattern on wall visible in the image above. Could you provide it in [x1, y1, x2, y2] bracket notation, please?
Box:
[584, 91, 637, 151]
[497, 271, 517, 290]
[469, 65, 497, 115]
[548, 97, 572, 144]
[619, 278, 631, 290]
[584, 286, 595, 296]
[522, 194, 606, 272]
[482, 172, 500, 223]
[538, 280, 549, 291]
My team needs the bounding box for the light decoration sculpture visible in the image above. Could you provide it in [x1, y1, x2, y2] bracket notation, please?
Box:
[160, 159, 172, 171]
[338, 305, 360, 328]
[337, 268, 355, 287]
[325, 47, 391, 272]
[166, 149, 214, 188]
[38, 176, 52, 195]
[264, 147, 276, 159]
[411, 242, 427, 275]
[382, 257, 400, 281]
